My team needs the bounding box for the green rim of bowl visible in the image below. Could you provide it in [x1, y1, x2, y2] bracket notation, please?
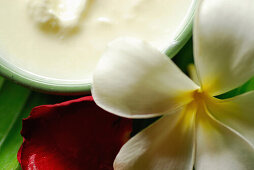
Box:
[0, 0, 198, 95]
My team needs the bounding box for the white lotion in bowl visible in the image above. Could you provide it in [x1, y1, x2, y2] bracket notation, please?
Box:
[0, 0, 193, 84]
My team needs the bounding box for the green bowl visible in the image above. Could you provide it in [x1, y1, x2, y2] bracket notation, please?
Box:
[0, 0, 198, 95]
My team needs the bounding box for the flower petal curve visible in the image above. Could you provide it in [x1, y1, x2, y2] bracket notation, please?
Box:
[92, 38, 199, 118]
[195, 104, 254, 170]
[18, 96, 132, 170]
[114, 104, 196, 170]
[194, 0, 254, 95]
[205, 91, 254, 145]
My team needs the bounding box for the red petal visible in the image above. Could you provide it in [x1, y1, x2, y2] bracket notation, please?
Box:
[18, 96, 132, 170]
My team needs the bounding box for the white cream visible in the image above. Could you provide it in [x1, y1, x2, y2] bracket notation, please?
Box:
[27, 0, 89, 29]
[0, 0, 193, 81]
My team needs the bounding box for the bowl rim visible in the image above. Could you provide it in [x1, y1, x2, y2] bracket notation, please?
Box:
[0, 0, 198, 95]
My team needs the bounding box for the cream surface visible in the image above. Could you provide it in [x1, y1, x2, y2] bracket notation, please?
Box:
[0, 0, 193, 82]
[27, 0, 89, 28]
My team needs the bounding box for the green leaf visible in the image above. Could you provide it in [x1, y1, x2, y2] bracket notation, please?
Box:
[218, 77, 254, 99]
[0, 80, 30, 170]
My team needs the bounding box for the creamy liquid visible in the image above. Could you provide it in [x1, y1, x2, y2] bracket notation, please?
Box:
[0, 0, 193, 82]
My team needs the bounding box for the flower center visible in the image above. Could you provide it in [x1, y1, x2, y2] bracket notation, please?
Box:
[191, 89, 209, 111]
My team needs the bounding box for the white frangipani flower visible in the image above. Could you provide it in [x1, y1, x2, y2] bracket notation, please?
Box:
[92, 0, 254, 170]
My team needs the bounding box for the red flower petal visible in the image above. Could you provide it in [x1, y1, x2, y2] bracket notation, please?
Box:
[18, 96, 132, 170]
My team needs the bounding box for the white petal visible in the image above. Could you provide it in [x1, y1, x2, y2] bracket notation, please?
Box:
[205, 91, 254, 145]
[114, 104, 196, 170]
[194, 0, 254, 95]
[195, 104, 254, 170]
[92, 38, 199, 118]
